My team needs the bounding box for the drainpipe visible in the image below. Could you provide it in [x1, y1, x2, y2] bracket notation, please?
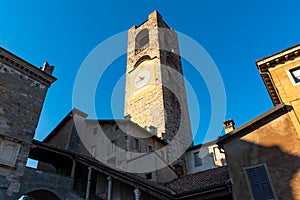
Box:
[85, 166, 92, 200]
[259, 68, 282, 104]
[107, 176, 113, 200]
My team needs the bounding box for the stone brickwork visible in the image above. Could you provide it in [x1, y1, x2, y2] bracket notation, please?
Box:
[19, 168, 78, 200]
[0, 47, 56, 199]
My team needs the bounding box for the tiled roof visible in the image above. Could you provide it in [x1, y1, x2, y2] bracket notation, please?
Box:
[166, 166, 230, 195]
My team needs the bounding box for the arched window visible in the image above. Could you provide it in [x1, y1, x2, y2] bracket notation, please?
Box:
[135, 29, 149, 50]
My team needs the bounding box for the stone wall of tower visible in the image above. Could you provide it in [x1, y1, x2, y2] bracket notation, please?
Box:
[126, 86, 166, 137]
[125, 11, 168, 138]
[124, 11, 192, 145]
[0, 48, 55, 199]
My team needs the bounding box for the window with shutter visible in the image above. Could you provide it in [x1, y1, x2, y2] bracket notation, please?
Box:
[193, 151, 202, 167]
[245, 165, 275, 200]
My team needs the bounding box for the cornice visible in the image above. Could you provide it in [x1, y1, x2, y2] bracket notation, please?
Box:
[256, 44, 300, 68]
[256, 44, 300, 106]
[0, 47, 57, 87]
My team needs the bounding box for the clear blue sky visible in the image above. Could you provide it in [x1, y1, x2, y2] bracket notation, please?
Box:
[1, 1, 300, 144]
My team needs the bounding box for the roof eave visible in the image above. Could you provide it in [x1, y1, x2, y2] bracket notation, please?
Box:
[217, 103, 289, 146]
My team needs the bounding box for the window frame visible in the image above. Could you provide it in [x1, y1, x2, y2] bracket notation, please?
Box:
[286, 66, 300, 86]
[244, 164, 276, 200]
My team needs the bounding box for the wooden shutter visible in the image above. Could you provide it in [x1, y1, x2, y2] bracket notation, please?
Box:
[245, 165, 275, 200]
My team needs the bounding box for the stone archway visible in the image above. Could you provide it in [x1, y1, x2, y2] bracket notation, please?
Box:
[24, 190, 60, 200]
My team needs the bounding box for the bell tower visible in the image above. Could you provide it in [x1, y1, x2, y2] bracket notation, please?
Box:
[124, 10, 192, 147]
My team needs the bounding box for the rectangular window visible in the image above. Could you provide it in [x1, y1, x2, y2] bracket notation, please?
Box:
[287, 66, 300, 85]
[193, 152, 202, 167]
[148, 145, 153, 152]
[245, 165, 275, 200]
[134, 138, 139, 151]
[145, 172, 152, 179]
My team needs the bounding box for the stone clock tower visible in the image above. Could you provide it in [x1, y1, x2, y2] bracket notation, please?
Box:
[124, 10, 192, 148]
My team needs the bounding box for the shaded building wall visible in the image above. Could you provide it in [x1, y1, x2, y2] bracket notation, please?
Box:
[0, 49, 55, 199]
[44, 118, 74, 149]
[223, 112, 300, 200]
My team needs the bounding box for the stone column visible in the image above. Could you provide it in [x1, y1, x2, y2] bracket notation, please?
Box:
[107, 176, 113, 200]
[85, 166, 92, 200]
[71, 160, 76, 178]
[134, 187, 141, 200]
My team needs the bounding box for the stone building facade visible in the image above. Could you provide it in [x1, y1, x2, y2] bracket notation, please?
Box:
[218, 44, 300, 200]
[0, 47, 56, 199]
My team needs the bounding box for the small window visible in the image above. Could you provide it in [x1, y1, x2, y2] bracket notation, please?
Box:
[134, 138, 139, 151]
[148, 145, 153, 152]
[245, 165, 275, 200]
[288, 67, 300, 85]
[145, 172, 152, 179]
[193, 152, 202, 167]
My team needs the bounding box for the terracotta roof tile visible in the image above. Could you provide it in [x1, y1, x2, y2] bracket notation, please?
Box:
[166, 166, 230, 194]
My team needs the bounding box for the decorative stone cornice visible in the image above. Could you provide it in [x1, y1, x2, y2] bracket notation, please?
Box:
[256, 44, 300, 106]
[0, 47, 57, 87]
[256, 44, 300, 68]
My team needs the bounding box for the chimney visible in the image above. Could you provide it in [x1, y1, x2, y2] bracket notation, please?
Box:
[223, 119, 235, 134]
[124, 114, 131, 121]
[149, 125, 157, 135]
[42, 62, 54, 75]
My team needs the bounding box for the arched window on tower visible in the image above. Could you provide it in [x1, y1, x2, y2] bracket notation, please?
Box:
[135, 29, 149, 51]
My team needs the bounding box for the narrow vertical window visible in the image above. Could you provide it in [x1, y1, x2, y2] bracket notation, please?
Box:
[134, 138, 139, 151]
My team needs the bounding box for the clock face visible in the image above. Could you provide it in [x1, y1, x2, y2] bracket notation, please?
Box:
[134, 70, 150, 88]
